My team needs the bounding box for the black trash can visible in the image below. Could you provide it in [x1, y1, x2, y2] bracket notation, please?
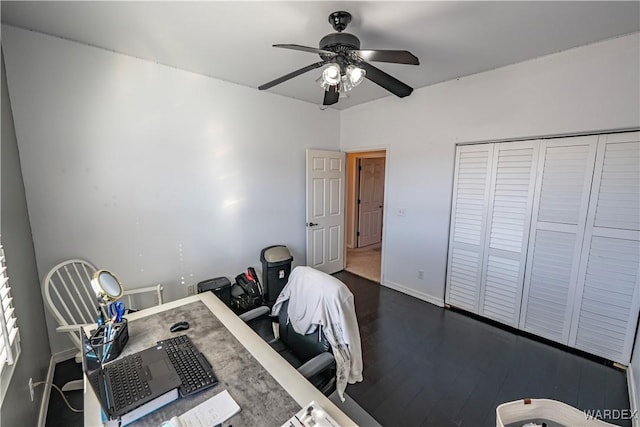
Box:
[260, 245, 293, 303]
[197, 277, 232, 307]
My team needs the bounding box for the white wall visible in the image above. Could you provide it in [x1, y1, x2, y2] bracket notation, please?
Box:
[1, 25, 340, 355]
[341, 33, 640, 306]
[1, 50, 51, 427]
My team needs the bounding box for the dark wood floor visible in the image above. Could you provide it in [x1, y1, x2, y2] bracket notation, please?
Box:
[46, 358, 83, 427]
[334, 270, 631, 427]
[47, 271, 631, 427]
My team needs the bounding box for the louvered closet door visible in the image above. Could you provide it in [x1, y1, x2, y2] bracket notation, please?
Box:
[479, 141, 538, 327]
[569, 132, 640, 364]
[445, 144, 494, 312]
[519, 136, 598, 344]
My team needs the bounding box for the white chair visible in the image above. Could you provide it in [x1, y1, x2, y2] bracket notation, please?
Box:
[41, 259, 164, 391]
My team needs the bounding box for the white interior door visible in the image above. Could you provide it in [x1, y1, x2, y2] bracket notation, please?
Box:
[357, 158, 385, 247]
[569, 132, 640, 364]
[519, 135, 598, 344]
[479, 141, 539, 327]
[306, 149, 346, 274]
[446, 141, 538, 325]
[445, 144, 494, 313]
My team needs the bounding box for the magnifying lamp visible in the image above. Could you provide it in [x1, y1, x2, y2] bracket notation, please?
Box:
[90, 269, 128, 361]
[90, 269, 124, 305]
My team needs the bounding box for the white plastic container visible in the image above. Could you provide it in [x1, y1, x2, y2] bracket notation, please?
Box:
[496, 399, 620, 427]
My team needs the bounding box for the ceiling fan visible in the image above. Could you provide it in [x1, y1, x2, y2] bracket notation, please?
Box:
[258, 11, 420, 106]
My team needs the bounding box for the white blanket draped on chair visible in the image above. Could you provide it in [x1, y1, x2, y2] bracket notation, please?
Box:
[272, 266, 363, 401]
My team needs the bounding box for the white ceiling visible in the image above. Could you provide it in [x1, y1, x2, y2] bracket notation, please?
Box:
[2, 1, 638, 110]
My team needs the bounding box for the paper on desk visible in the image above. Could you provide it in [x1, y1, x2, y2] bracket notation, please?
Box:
[162, 390, 241, 427]
[281, 401, 341, 427]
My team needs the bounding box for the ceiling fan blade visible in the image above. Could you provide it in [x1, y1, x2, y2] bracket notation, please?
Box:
[258, 61, 326, 91]
[361, 62, 414, 98]
[274, 44, 336, 57]
[323, 86, 339, 106]
[356, 49, 419, 65]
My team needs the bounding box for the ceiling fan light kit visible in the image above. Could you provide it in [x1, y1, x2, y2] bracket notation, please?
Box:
[258, 11, 419, 107]
[320, 63, 366, 93]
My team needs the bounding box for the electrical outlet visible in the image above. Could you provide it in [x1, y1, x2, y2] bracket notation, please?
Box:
[418, 270, 424, 280]
[186, 284, 195, 296]
[29, 377, 34, 401]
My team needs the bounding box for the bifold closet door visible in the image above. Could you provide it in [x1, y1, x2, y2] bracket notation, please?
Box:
[519, 136, 598, 344]
[478, 141, 538, 327]
[569, 132, 640, 364]
[445, 144, 494, 312]
[446, 141, 537, 325]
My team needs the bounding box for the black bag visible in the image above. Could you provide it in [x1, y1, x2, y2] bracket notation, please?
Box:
[196, 277, 232, 307]
[231, 267, 264, 310]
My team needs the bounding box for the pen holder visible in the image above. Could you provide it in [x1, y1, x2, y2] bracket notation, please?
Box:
[89, 318, 129, 363]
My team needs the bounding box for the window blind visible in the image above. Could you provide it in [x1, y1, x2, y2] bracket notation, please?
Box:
[0, 244, 19, 374]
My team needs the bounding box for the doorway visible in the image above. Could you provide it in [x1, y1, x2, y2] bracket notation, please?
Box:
[345, 150, 386, 283]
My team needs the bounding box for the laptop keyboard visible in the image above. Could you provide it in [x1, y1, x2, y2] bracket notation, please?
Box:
[106, 354, 152, 411]
[158, 335, 218, 396]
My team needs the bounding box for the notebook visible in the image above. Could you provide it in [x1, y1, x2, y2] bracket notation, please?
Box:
[82, 329, 182, 425]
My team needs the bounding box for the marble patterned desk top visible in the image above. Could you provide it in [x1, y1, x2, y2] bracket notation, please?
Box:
[118, 300, 300, 426]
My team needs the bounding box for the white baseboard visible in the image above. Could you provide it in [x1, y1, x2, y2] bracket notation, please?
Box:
[53, 347, 77, 364]
[628, 365, 639, 427]
[381, 280, 445, 307]
[38, 356, 55, 427]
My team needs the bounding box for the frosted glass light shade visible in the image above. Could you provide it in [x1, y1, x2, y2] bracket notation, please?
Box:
[322, 64, 341, 86]
[347, 65, 365, 87]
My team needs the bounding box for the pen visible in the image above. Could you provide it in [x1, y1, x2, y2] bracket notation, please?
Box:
[104, 323, 111, 345]
[102, 322, 119, 362]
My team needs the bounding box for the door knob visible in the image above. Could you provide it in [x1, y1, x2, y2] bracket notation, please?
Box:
[307, 222, 318, 227]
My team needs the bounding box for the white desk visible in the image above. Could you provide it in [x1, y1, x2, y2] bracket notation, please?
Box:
[84, 292, 356, 426]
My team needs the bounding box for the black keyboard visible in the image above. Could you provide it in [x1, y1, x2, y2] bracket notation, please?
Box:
[157, 335, 218, 397]
[106, 354, 152, 411]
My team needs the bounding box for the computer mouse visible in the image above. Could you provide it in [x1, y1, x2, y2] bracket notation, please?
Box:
[169, 321, 190, 332]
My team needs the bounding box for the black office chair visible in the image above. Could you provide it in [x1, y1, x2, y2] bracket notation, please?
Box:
[239, 301, 336, 396]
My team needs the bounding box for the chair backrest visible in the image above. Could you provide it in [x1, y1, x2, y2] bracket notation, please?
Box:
[42, 259, 166, 353]
[277, 300, 331, 362]
[42, 259, 101, 350]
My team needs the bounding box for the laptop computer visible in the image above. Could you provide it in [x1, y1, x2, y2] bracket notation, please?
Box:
[81, 329, 182, 424]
